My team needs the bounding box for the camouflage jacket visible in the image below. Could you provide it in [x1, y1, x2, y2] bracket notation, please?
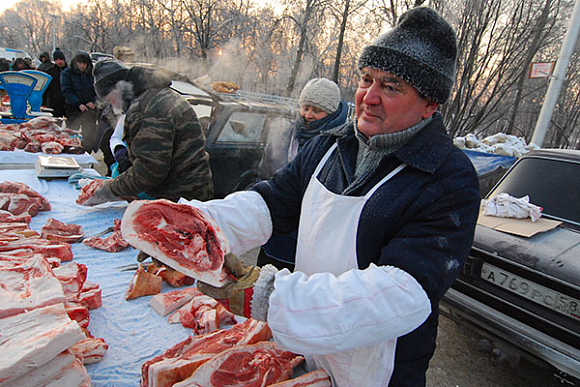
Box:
[104, 71, 213, 202]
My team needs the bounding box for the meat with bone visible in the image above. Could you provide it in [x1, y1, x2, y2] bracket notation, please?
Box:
[121, 199, 232, 287]
[64, 300, 90, 329]
[75, 179, 105, 205]
[0, 254, 65, 318]
[267, 370, 332, 387]
[0, 303, 86, 384]
[147, 263, 194, 288]
[0, 229, 39, 241]
[0, 238, 73, 261]
[41, 218, 85, 243]
[1, 349, 92, 387]
[41, 141, 64, 155]
[0, 181, 51, 211]
[126, 264, 163, 300]
[52, 262, 88, 294]
[149, 287, 203, 317]
[74, 281, 103, 310]
[141, 318, 272, 387]
[0, 209, 31, 223]
[83, 219, 129, 252]
[173, 341, 304, 387]
[0, 193, 41, 216]
[70, 337, 109, 365]
[0, 221, 29, 232]
[167, 293, 236, 335]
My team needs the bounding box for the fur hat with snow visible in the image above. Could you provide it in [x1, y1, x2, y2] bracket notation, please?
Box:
[357, 7, 457, 104]
[299, 78, 341, 115]
[93, 58, 129, 99]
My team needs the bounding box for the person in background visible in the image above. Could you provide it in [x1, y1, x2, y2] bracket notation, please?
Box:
[257, 77, 349, 270]
[12, 58, 32, 71]
[179, 7, 480, 386]
[41, 48, 67, 117]
[61, 52, 97, 152]
[79, 58, 213, 205]
[37, 52, 52, 72]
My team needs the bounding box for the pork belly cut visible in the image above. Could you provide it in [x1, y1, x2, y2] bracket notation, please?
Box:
[0, 238, 73, 261]
[147, 263, 194, 288]
[65, 301, 90, 329]
[1, 350, 92, 387]
[82, 219, 129, 252]
[70, 337, 108, 364]
[53, 262, 88, 294]
[121, 199, 232, 287]
[0, 303, 86, 384]
[0, 181, 51, 211]
[126, 264, 162, 300]
[267, 370, 332, 387]
[74, 282, 102, 310]
[0, 221, 30, 232]
[142, 318, 272, 387]
[174, 341, 304, 387]
[167, 293, 236, 335]
[0, 229, 39, 240]
[0, 254, 65, 318]
[0, 209, 31, 223]
[41, 218, 84, 243]
[149, 287, 202, 317]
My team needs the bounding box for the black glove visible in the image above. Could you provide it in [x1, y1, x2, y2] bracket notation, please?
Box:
[114, 146, 131, 173]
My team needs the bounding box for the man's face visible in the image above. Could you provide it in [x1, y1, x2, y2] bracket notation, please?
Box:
[55, 58, 65, 68]
[300, 105, 328, 122]
[355, 68, 438, 137]
[77, 62, 88, 72]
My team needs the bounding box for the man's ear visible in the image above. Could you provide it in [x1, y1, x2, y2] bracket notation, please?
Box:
[422, 100, 439, 119]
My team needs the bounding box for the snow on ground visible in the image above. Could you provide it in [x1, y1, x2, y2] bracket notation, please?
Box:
[454, 133, 540, 158]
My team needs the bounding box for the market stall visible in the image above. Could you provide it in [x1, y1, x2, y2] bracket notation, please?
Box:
[0, 169, 192, 386]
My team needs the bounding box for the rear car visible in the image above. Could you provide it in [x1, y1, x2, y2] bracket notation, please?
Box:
[441, 149, 580, 385]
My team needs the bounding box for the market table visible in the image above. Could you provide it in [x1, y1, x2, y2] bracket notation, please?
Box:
[0, 169, 192, 387]
[0, 149, 98, 169]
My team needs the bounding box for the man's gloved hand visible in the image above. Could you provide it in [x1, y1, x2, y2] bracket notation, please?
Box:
[114, 146, 131, 174]
[198, 253, 277, 320]
[82, 183, 119, 206]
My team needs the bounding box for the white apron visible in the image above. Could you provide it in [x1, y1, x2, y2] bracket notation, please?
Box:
[294, 143, 406, 386]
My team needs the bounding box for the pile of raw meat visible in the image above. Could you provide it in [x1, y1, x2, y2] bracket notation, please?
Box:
[0, 116, 85, 154]
[0, 181, 107, 386]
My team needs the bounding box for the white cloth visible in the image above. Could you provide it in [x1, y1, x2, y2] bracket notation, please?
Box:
[482, 193, 542, 222]
[269, 143, 430, 387]
[109, 114, 126, 154]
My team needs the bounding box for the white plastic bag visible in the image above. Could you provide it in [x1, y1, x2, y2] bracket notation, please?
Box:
[482, 193, 542, 222]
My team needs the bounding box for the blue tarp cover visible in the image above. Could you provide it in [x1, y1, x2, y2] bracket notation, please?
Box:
[463, 149, 516, 176]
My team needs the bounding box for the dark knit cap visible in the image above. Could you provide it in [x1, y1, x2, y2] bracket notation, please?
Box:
[93, 58, 129, 99]
[53, 48, 66, 61]
[357, 7, 457, 104]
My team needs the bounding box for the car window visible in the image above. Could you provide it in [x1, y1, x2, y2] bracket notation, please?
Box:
[489, 157, 580, 224]
[217, 112, 266, 143]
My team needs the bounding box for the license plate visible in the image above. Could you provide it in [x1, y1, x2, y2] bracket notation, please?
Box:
[480, 263, 580, 321]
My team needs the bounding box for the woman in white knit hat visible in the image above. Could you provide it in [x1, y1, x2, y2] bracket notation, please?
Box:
[257, 77, 350, 270]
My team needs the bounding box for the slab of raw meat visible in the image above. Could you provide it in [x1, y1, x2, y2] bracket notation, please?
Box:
[173, 341, 304, 387]
[76, 179, 105, 205]
[0, 221, 30, 232]
[74, 282, 102, 310]
[149, 287, 202, 317]
[147, 263, 194, 288]
[0, 229, 39, 240]
[126, 264, 162, 300]
[0, 193, 41, 216]
[0, 254, 65, 318]
[83, 219, 129, 252]
[267, 370, 332, 387]
[167, 293, 236, 335]
[0, 303, 86, 384]
[41, 141, 64, 154]
[141, 318, 272, 387]
[70, 337, 109, 364]
[64, 301, 90, 329]
[0, 181, 51, 211]
[53, 262, 88, 294]
[2, 350, 92, 387]
[121, 199, 232, 287]
[41, 218, 84, 243]
[0, 238, 73, 261]
[0, 209, 31, 223]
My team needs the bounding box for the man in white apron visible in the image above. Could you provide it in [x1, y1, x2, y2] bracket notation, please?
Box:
[181, 7, 480, 387]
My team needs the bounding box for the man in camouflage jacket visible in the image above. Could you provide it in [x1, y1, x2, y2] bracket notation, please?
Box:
[83, 60, 213, 205]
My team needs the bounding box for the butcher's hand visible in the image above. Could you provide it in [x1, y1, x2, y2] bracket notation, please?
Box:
[82, 183, 119, 206]
[198, 253, 278, 321]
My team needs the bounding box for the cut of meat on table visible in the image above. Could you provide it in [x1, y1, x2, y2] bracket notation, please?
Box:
[53, 263, 88, 294]
[0, 303, 86, 385]
[0, 193, 41, 216]
[126, 264, 163, 300]
[0, 221, 29, 232]
[70, 337, 109, 365]
[141, 318, 272, 387]
[75, 179, 105, 205]
[147, 263, 194, 288]
[0, 238, 73, 261]
[0, 181, 51, 212]
[41, 218, 84, 243]
[173, 341, 304, 387]
[0, 254, 65, 318]
[267, 370, 332, 387]
[83, 219, 129, 252]
[167, 293, 236, 335]
[1, 349, 92, 387]
[121, 199, 232, 287]
[65, 300, 90, 329]
[0, 229, 39, 241]
[149, 287, 202, 317]
[0, 209, 31, 223]
[41, 141, 65, 155]
[74, 281, 103, 310]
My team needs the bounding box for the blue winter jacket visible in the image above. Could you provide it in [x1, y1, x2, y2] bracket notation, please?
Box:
[61, 53, 96, 108]
[252, 112, 481, 387]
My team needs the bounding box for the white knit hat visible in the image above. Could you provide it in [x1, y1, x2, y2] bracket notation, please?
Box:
[299, 78, 341, 114]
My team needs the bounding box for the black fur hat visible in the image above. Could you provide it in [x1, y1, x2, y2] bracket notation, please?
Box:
[357, 7, 457, 104]
[93, 58, 129, 99]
